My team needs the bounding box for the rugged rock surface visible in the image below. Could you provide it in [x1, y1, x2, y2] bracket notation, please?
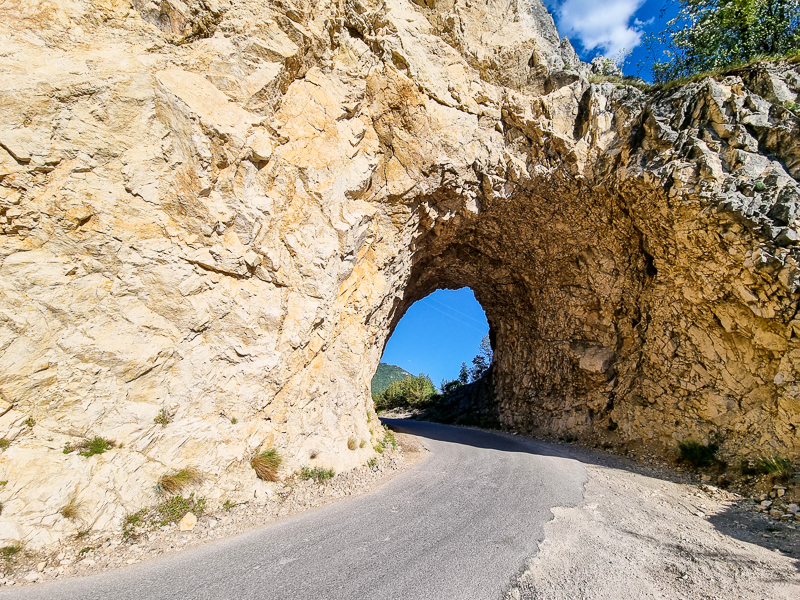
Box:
[0, 0, 798, 547]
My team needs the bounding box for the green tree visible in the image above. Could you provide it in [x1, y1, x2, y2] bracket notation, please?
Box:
[374, 374, 437, 410]
[468, 335, 493, 382]
[458, 362, 470, 385]
[649, 0, 799, 82]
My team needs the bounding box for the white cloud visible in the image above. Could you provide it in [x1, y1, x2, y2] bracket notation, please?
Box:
[548, 0, 648, 58]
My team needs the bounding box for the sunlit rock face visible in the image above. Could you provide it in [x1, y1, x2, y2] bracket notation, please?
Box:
[0, 0, 797, 546]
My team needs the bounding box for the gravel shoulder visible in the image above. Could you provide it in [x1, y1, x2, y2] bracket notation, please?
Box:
[0, 433, 428, 588]
[503, 435, 800, 600]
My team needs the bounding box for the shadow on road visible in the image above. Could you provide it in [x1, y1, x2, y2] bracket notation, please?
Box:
[382, 417, 800, 571]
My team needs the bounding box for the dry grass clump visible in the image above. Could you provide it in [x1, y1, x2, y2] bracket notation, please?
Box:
[60, 495, 83, 520]
[251, 448, 282, 481]
[347, 437, 357, 451]
[156, 468, 203, 495]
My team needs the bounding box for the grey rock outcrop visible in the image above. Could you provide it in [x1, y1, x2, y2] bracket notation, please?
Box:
[0, 0, 797, 547]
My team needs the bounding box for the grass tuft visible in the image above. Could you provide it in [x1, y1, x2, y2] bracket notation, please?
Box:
[347, 437, 357, 451]
[23, 417, 35, 427]
[251, 448, 282, 481]
[0, 439, 9, 450]
[156, 468, 203, 495]
[756, 454, 793, 483]
[60, 496, 83, 520]
[300, 466, 335, 483]
[677, 439, 718, 467]
[359, 439, 366, 448]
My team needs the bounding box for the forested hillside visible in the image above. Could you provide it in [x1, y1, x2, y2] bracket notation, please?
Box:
[371, 363, 413, 395]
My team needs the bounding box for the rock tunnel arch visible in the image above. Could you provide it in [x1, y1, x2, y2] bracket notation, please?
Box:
[364, 175, 652, 444]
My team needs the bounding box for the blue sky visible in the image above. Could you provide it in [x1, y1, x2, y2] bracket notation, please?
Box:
[544, 0, 678, 79]
[380, 289, 489, 389]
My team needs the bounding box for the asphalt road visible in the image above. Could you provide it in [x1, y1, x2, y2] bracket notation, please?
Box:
[4, 420, 586, 600]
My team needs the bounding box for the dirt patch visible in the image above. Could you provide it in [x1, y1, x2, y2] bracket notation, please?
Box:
[0, 434, 428, 588]
[504, 438, 800, 599]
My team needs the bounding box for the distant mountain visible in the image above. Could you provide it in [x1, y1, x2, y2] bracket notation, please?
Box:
[371, 362, 413, 395]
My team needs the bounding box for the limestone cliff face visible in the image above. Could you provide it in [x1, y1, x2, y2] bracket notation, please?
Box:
[0, 0, 797, 546]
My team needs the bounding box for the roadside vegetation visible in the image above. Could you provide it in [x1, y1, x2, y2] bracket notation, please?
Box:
[123, 493, 207, 539]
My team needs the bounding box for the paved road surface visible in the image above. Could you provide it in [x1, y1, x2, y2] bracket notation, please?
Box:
[4, 420, 586, 600]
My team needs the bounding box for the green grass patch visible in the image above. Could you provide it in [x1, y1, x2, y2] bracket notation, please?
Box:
[300, 466, 335, 483]
[677, 440, 718, 467]
[1, 544, 21, 562]
[0, 439, 9, 450]
[155, 493, 206, 525]
[64, 437, 116, 457]
[78, 546, 94, 556]
[23, 417, 35, 427]
[650, 52, 800, 93]
[588, 74, 652, 91]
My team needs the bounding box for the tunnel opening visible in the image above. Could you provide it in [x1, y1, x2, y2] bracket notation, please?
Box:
[371, 288, 500, 425]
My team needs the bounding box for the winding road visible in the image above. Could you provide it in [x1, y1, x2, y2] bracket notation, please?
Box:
[4, 420, 587, 600]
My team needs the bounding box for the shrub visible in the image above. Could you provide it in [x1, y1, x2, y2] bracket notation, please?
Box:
[677, 439, 719, 467]
[60, 496, 83, 520]
[0, 439, 9, 450]
[366, 457, 377, 468]
[153, 409, 170, 425]
[230, 417, 238, 424]
[359, 439, 366, 448]
[646, 0, 800, 83]
[251, 448, 282, 481]
[757, 454, 793, 483]
[347, 437, 357, 451]
[156, 468, 203, 495]
[222, 499, 235, 512]
[300, 466, 335, 483]
[23, 417, 35, 427]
